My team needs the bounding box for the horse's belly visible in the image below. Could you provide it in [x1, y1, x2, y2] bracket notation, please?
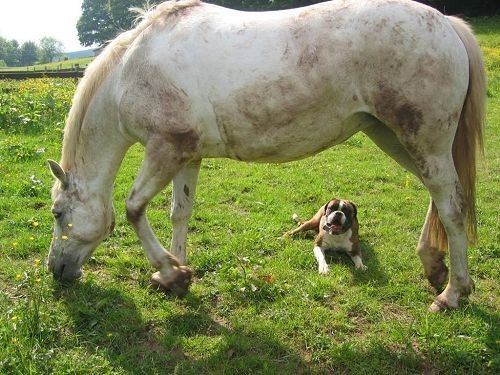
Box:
[211, 104, 365, 163]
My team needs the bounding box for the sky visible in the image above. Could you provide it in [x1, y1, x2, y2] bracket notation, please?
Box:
[0, 0, 87, 52]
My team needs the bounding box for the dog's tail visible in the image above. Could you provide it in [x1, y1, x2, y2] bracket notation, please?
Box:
[429, 16, 486, 250]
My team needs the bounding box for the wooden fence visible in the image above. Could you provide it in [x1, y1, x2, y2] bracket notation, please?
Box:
[0, 66, 84, 80]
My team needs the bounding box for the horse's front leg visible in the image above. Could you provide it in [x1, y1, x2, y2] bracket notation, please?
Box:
[170, 160, 201, 265]
[125, 143, 194, 297]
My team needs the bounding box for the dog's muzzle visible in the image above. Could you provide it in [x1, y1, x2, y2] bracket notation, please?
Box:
[324, 211, 349, 234]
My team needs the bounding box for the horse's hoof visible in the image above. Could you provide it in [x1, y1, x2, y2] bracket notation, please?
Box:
[428, 297, 457, 313]
[150, 267, 193, 298]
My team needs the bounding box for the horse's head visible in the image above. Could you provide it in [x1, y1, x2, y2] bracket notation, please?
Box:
[47, 160, 115, 281]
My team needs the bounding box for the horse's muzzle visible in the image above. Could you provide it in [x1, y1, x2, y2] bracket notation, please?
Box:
[49, 258, 82, 281]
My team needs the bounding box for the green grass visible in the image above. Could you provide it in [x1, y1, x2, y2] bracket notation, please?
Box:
[0, 57, 94, 72]
[0, 17, 499, 374]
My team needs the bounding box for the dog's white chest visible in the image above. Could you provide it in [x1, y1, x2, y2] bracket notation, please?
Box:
[321, 229, 353, 252]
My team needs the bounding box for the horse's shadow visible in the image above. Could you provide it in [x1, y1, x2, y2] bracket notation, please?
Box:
[52, 270, 498, 373]
[52, 281, 310, 373]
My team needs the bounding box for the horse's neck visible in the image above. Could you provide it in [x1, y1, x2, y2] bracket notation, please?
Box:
[71, 101, 132, 199]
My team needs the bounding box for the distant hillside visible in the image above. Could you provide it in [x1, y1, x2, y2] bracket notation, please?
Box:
[63, 49, 96, 60]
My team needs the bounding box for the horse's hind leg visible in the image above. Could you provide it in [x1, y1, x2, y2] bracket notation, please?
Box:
[364, 121, 456, 303]
[170, 160, 201, 265]
[126, 142, 194, 297]
[416, 200, 448, 291]
[416, 154, 473, 311]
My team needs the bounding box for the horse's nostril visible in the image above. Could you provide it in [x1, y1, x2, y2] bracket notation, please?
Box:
[52, 262, 66, 280]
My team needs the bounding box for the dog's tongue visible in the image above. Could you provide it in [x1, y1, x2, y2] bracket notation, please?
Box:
[330, 223, 342, 233]
[324, 223, 342, 234]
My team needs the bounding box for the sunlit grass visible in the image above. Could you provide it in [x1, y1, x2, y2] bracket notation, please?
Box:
[0, 16, 498, 374]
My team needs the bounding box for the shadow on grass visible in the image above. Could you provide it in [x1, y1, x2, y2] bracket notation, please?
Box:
[324, 239, 389, 285]
[52, 281, 310, 374]
[51, 275, 498, 374]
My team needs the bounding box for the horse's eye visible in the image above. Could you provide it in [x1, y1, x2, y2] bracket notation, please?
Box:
[52, 209, 63, 220]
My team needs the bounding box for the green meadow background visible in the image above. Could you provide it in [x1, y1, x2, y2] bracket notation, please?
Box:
[0, 17, 498, 374]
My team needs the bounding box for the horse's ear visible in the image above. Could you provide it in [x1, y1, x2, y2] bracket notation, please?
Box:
[48, 160, 68, 188]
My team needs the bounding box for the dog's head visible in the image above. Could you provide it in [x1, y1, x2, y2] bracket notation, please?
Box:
[322, 199, 357, 235]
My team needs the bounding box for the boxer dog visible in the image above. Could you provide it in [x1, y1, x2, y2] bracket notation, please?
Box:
[284, 199, 366, 274]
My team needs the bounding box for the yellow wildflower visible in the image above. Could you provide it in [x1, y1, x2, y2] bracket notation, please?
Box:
[32, 221, 39, 227]
[15, 274, 23, 281]
[61, 235, 68, 240]
[67, 223, 73, 228]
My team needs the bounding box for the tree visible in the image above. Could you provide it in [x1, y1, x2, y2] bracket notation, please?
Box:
[20, 41, 39, 66]
[4, 39, 20, 67]
[78, 0, 151, 47]
[0, 37, 20, 67]
[0, 37, 8, 63]
[39, 37, 63, 63]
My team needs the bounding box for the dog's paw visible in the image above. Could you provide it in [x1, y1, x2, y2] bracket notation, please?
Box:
[318, 264, 329, 274]
[356, 264, 368, 271]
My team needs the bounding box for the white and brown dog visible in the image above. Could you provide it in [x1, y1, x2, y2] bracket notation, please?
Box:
[284, 199, 366, 274]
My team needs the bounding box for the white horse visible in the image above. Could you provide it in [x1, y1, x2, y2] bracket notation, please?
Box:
[47, 0, 485, 312]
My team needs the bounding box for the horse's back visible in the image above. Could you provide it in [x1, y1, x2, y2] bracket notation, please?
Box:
[116, 0, 470, 161]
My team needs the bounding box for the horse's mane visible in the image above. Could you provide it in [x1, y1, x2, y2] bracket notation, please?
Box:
[60, 0, 201, 170]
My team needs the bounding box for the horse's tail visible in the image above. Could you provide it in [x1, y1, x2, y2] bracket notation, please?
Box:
[428, 16, 487, 250]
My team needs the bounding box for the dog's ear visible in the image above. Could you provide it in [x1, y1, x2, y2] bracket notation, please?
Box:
[349, 201, 358, 219]
[322, 202, 329, 215]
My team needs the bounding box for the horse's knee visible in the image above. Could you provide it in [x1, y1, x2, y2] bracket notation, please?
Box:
[126, 196, 146, 224]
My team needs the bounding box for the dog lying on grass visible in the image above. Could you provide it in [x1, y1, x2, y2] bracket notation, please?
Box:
[284, 198, 367, 274]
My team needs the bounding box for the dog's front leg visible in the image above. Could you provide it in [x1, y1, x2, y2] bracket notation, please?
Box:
[349, 254, 367, 270]
[313, 246, 329, 274]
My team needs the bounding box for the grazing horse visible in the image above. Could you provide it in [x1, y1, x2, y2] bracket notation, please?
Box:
[47, 0, 485, 312]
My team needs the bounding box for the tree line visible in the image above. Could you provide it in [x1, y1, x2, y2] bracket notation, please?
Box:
[77, 0, 499, 47]
[0, 37, 64, 68]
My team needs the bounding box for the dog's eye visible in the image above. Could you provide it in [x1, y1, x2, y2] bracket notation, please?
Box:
[341, 207, 352, 215]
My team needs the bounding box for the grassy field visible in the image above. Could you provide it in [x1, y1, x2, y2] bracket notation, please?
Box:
[0, 17, 498, 374]
[0, 57, 94, 72]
